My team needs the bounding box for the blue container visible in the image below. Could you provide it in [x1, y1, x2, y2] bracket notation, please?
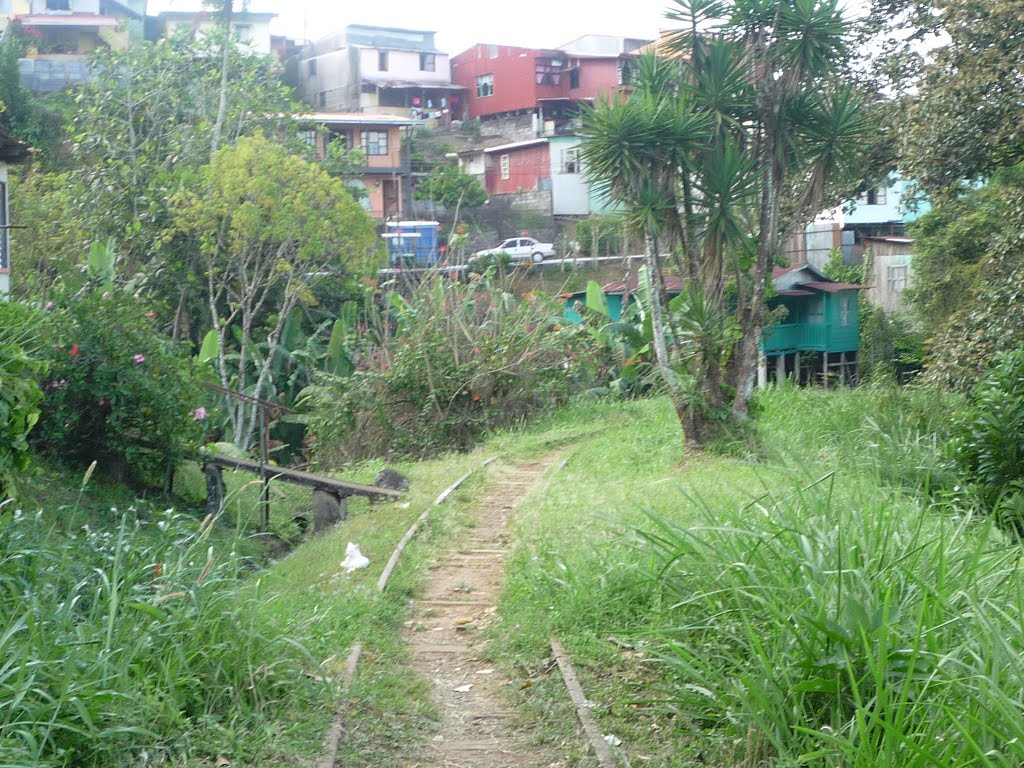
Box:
[383, 220, 440, 266]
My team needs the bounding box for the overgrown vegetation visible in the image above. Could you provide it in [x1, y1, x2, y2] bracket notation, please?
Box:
[492, 386, 1023, 767]
[303, 273, 597, 461]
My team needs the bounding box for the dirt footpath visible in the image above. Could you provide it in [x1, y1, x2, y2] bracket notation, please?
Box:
[399, 458, 565, 768]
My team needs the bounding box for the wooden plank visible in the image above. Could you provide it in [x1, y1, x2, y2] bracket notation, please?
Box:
[202, 452, 400, 500]
[550, 637, 619, 768]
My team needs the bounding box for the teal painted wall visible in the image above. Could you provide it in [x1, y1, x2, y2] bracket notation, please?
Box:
[762, 290, 860, 354]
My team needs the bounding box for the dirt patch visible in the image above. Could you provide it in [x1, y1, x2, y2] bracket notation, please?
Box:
[399, 457, 567, 768]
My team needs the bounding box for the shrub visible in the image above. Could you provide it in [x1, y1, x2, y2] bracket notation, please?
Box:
[303, 274, 595, 461]
[950, 348, 1024, 529]
[33, 292, 210, 487]
[0, 301, 47, 501]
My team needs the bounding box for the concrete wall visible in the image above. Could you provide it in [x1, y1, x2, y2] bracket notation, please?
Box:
[865, 244, 914, 314]
[549, 136, 589, 215]
[357, 46, 450, 84]
[19, 56, 91, 90]
[160, 17, 273, 55]
[30, 0, 99, 13]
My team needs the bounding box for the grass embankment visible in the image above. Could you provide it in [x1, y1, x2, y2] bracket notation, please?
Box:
[490, 387, 1024, 766]
[0, 448, 512, 767]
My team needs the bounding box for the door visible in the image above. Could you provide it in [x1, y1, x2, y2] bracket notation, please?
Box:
[382, 179, 400, 219]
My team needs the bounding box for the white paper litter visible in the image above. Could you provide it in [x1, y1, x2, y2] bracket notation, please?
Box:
[603, 734, 623, 746]
[341, 542, 370, 572]
[453, 684, 473, 692]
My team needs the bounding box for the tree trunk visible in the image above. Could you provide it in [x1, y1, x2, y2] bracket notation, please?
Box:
[731, 128, 782, 417]
[644, 231, 692, 453]
[211, 0, 232, 157]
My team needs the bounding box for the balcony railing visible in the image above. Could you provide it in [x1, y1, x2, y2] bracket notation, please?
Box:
[762, 322, 831, 354]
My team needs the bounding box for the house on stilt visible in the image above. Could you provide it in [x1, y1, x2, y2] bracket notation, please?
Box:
[563, 264, 864, 386]
[761, 264, 863, 386]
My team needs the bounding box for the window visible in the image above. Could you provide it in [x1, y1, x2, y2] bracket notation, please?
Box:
[561, 147, 580, 174]
[419, 53, 436, 72]
[807, 297, 824, 324]
[858, 186, 888, 205]
[318, 92, 327, 108]
[488, 44, 498, 59]
[378, 50, 388, 71]
[361, 130, 388, 156]
[500, 153, 510, 180]
[307, 58, 317, 76]
[476, 73, 494, 98]
[839, 295, 850, 326]
[887, 264, 908, 296]
[618, 59, 636, 86]
[45, 0, 70, 10]
[234, 24, 253, 45]
[297, 129, 317, 148]
[569, 67, 580, 89]
[535, 59, 561, 86]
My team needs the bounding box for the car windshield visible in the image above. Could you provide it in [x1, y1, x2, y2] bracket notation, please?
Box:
[501, 240, 517, 248]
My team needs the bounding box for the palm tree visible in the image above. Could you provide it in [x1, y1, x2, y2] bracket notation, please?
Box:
[581, 0, 876, 453]
[581, 71, 712, 449]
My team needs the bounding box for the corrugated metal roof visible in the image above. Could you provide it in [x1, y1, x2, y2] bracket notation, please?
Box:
[802, 281, 864, 293]
[483, 138, 549, 153]
[602, 276, 684, 294]
[298, 112, 420, 126]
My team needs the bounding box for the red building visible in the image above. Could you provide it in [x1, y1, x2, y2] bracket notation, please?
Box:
[451, 35, 647, 125]
[483, 139, 550, 195]
[451, 44, 567, 120]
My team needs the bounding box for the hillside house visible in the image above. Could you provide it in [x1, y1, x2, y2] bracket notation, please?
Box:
[482, 138, 551, 209]
[451, 35, 648, 132]
[150, 10, 276, 55]
[300, 112, 416, 221]
[7, 0, 145, 91]
[288, 25, 464, 122]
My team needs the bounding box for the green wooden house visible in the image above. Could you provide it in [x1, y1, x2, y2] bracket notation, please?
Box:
[564, 265, 863, 385]
[763, 264, 862, 384]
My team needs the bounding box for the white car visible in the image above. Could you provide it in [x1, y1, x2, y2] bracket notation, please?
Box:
[474, 237, 556, 264]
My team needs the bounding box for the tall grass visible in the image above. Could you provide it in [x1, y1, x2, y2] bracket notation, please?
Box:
[0, 506, 322, 767]
[641, 479, 1024, 766]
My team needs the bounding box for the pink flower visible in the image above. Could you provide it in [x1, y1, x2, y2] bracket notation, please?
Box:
[132, 354, 145, 364]
[191, 407, 207, 421]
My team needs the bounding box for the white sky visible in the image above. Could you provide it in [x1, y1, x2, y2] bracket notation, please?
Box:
[147, 0, 685, 53]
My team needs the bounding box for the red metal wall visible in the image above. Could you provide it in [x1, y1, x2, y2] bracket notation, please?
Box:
[453, 44, 566, 118]
[484, 144, 551, 194]
[568, 58, 621, 101]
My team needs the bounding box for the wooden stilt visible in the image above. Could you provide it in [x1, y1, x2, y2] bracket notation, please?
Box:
[758, 352, 768, 389]
[776, 354, 785, 386]
[823, 351, 829, 388]
[794, 352, 801, 385]
[840, 352, 848, 385]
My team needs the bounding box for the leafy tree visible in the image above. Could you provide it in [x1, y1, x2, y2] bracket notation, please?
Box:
[11, 30, 299, 336]
[896, 0, 1024, 195]
[172, 135, 380, 447]
[415, 165, 487, 209]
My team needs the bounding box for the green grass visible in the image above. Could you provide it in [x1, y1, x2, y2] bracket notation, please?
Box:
[8, 384, 1019, 767]
[486, 387, 1024, 767]
[0, 443, 499, 767]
